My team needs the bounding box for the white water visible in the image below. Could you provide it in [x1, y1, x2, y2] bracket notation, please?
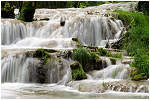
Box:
[1, 2, 149, 99]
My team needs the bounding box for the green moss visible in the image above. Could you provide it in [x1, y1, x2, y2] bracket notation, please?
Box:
[70, 61, 87, 80]
[72, 38, 82, 47]
[58, 58, 62, 63]
[131, 73, 145, 81]
[26, 48, 52, 64]
[110, 58, 116, 65]
[98, 47, 107, 56]
[106, 52, 123, 59]
[73, 48, 90, 67]
[72, 38, 78, 42]
[87, 46, 98, 52]
[90, 52, 101, 62]
[87, 46, 98, 49]
[70, 61, 81, 69]
[130, 67, 148, 81]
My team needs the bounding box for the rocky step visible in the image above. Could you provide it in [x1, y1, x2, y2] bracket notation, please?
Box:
[68, 79, 149, 93]
[121, 56, 134, 64]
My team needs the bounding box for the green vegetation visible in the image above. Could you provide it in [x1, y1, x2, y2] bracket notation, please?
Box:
[131, 67, 148, 81]
[1, 2, 15, 18]
[18, 2, 36, 22]
[106, 53, 122, 59]
[90, 52, 101, 62]
[98, 47, 122, 58]
[34, 48, 51, 64]
[110, 58, 116, 65]
[72, 47, 122, 72]
[131, 73, 144, 81]
[26, 48, 52, 64]
[70, 61, 87, 80]
[73, 48, 90, 67]
[1, 1, 132, 19]
[72, 38, 82, 47]
[113, 9, 149, 79]
[72, 38, 78, 42]
[137, 1, 149, 16]
[98, 47, 107, 56]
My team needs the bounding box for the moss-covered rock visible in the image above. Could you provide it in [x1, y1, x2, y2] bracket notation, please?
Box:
[26, 48, 52, 64]
[90, 52, 101, 62]
[87, 46, 98, 52]
[72, 38, 82, 47]
[98, 47, 108, 56]
[73, 48, 90, 67]
[73, 48, 108, 72]
[131, 73, 146, 81]
[110, 58, 116, 65]
[131, 68, 148, 81]
[70, 61, 87, 80]
[72, 38, 78, 42]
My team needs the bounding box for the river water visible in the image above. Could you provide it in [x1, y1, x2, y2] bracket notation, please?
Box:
[1, 2, 149, 99]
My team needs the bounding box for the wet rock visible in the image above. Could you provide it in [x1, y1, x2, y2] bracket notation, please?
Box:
[72, 38, 82, 48]
[60, 21, 65, 26]
[110, 58, 116, 65]
[28, 58, 48, 83]
[60, 17, 65, 26]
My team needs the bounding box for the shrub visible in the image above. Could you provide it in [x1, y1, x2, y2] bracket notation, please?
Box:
[113, 10, 149, 79]
[131, 55, 149, 78]
[18, 8, 35, 22]
[131, 73, 145, 81]
[137, 1, 149, 16]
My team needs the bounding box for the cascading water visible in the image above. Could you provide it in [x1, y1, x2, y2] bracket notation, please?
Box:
[1, 49, 72, 85]
[2, 12, 124, 47]
[1, 2, 148, 99]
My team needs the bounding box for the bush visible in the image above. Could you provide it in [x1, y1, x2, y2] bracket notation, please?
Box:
[137, 1, 149, 16]
[131, 55, 149, 78]
[131, 73, 145, 81]
[113, 10, 149, 79]
[1, 2, 15, 18]
[18, 8, 35, 22]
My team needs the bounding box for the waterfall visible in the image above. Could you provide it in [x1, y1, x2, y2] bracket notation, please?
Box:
[92, 64, 131, 79]
[1, 2, 149, 99]
[1, 50, 72, 85]
[1, 15, 125, 47]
